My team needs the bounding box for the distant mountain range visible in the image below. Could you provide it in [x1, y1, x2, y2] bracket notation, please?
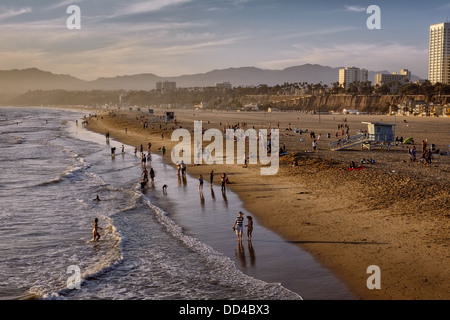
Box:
[0, 65, 420, 94]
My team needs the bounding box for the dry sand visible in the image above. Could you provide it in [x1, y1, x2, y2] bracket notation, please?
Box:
[84, 107, 449, 300]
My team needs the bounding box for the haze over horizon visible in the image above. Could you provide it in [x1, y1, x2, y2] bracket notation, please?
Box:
[1, 0, 448, 81]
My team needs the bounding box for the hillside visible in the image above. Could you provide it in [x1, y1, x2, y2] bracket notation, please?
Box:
[0, 68, 87, 94]
[0, 65, 420, 94]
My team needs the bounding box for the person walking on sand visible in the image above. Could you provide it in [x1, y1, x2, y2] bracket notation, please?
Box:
[92, 218, 102, 242]
[233, 211, 244, 241]
[424, 149, 432, 167]
[312, 139, 317, 151]
[245, 215, 253, 241]
[409, 145, 416, 162]
[421, 140, 428, 158]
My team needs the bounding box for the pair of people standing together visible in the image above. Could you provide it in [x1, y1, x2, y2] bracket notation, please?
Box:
[233, 211, 253, 241]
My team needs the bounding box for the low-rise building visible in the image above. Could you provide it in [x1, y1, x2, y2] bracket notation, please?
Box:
[214, 82, 232, 90]
[375, 69, 411, 92]
[156, 81, 177, 93]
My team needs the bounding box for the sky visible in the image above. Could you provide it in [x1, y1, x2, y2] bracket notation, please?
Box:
[0, 0, 448, 80]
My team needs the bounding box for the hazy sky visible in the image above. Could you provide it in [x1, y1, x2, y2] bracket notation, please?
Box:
[0, 0, 447, 80]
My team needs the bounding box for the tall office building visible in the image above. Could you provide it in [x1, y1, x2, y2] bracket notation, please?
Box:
[339, 67, 368, 89]
[428, 22, 450, 84]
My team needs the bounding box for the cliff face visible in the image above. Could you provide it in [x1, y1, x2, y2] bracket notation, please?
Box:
[265, 95, 433, 112]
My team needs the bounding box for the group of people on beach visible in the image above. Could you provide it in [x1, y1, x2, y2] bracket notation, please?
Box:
[336, 122, 350, 138]
[141, 167, 155, 186]
[408, 139, 435, 167]
[177, 161, 187, 177]
[420, 139, 434, 166]
[94, 128, 256, 245]
[233, 211, 253, 242]
[196, 170, 230, 193]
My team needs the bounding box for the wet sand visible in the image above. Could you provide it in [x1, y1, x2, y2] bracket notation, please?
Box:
[137, 150, 353, 300]
[84, 107, 450, 300]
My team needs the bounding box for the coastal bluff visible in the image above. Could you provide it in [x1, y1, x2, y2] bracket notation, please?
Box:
[244, 94, 450, 113]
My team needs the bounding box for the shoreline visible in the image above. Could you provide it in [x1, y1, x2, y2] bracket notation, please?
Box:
[81, 107, 449, 300]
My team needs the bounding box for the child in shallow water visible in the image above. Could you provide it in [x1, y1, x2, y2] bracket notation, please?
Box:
[245, 216, 253, 241]
[92, 218, 102, 242]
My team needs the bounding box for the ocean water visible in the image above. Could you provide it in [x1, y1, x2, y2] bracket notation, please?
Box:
[0, 106, 352, 300]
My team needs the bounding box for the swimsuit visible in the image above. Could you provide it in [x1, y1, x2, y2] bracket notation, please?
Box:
[235, 216, 244, 233]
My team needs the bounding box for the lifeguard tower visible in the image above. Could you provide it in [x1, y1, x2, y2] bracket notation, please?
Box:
[329, 122, 395, 151]
[165, 111, 175, 122]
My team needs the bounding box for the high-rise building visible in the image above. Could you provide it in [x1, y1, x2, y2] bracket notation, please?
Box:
[428, 22, 450, 84]
[339, 67, 368, 89]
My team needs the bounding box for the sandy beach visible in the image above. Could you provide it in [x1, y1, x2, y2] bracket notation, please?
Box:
[84, 107, 449, 300]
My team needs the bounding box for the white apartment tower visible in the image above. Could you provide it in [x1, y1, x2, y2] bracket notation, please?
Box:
[339, 67, 368, 89]
[429, 22, 450, 84]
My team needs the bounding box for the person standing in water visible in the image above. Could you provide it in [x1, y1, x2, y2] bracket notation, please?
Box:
[92, 218, 102, 242]
[142, 167, 149, 181]
[245, 216, 254, 241]
[221, 173, 227, 192]
[233, 211, 244, 241]
[181, 160, 187, 176]
[198, 175, 204, 192]
[209, 170, 214, 187]
[150, 168, 155, 182]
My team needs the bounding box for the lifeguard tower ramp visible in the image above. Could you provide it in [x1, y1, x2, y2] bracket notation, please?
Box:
[329, 134, 371, 151]
[330, 122, 395, 151]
